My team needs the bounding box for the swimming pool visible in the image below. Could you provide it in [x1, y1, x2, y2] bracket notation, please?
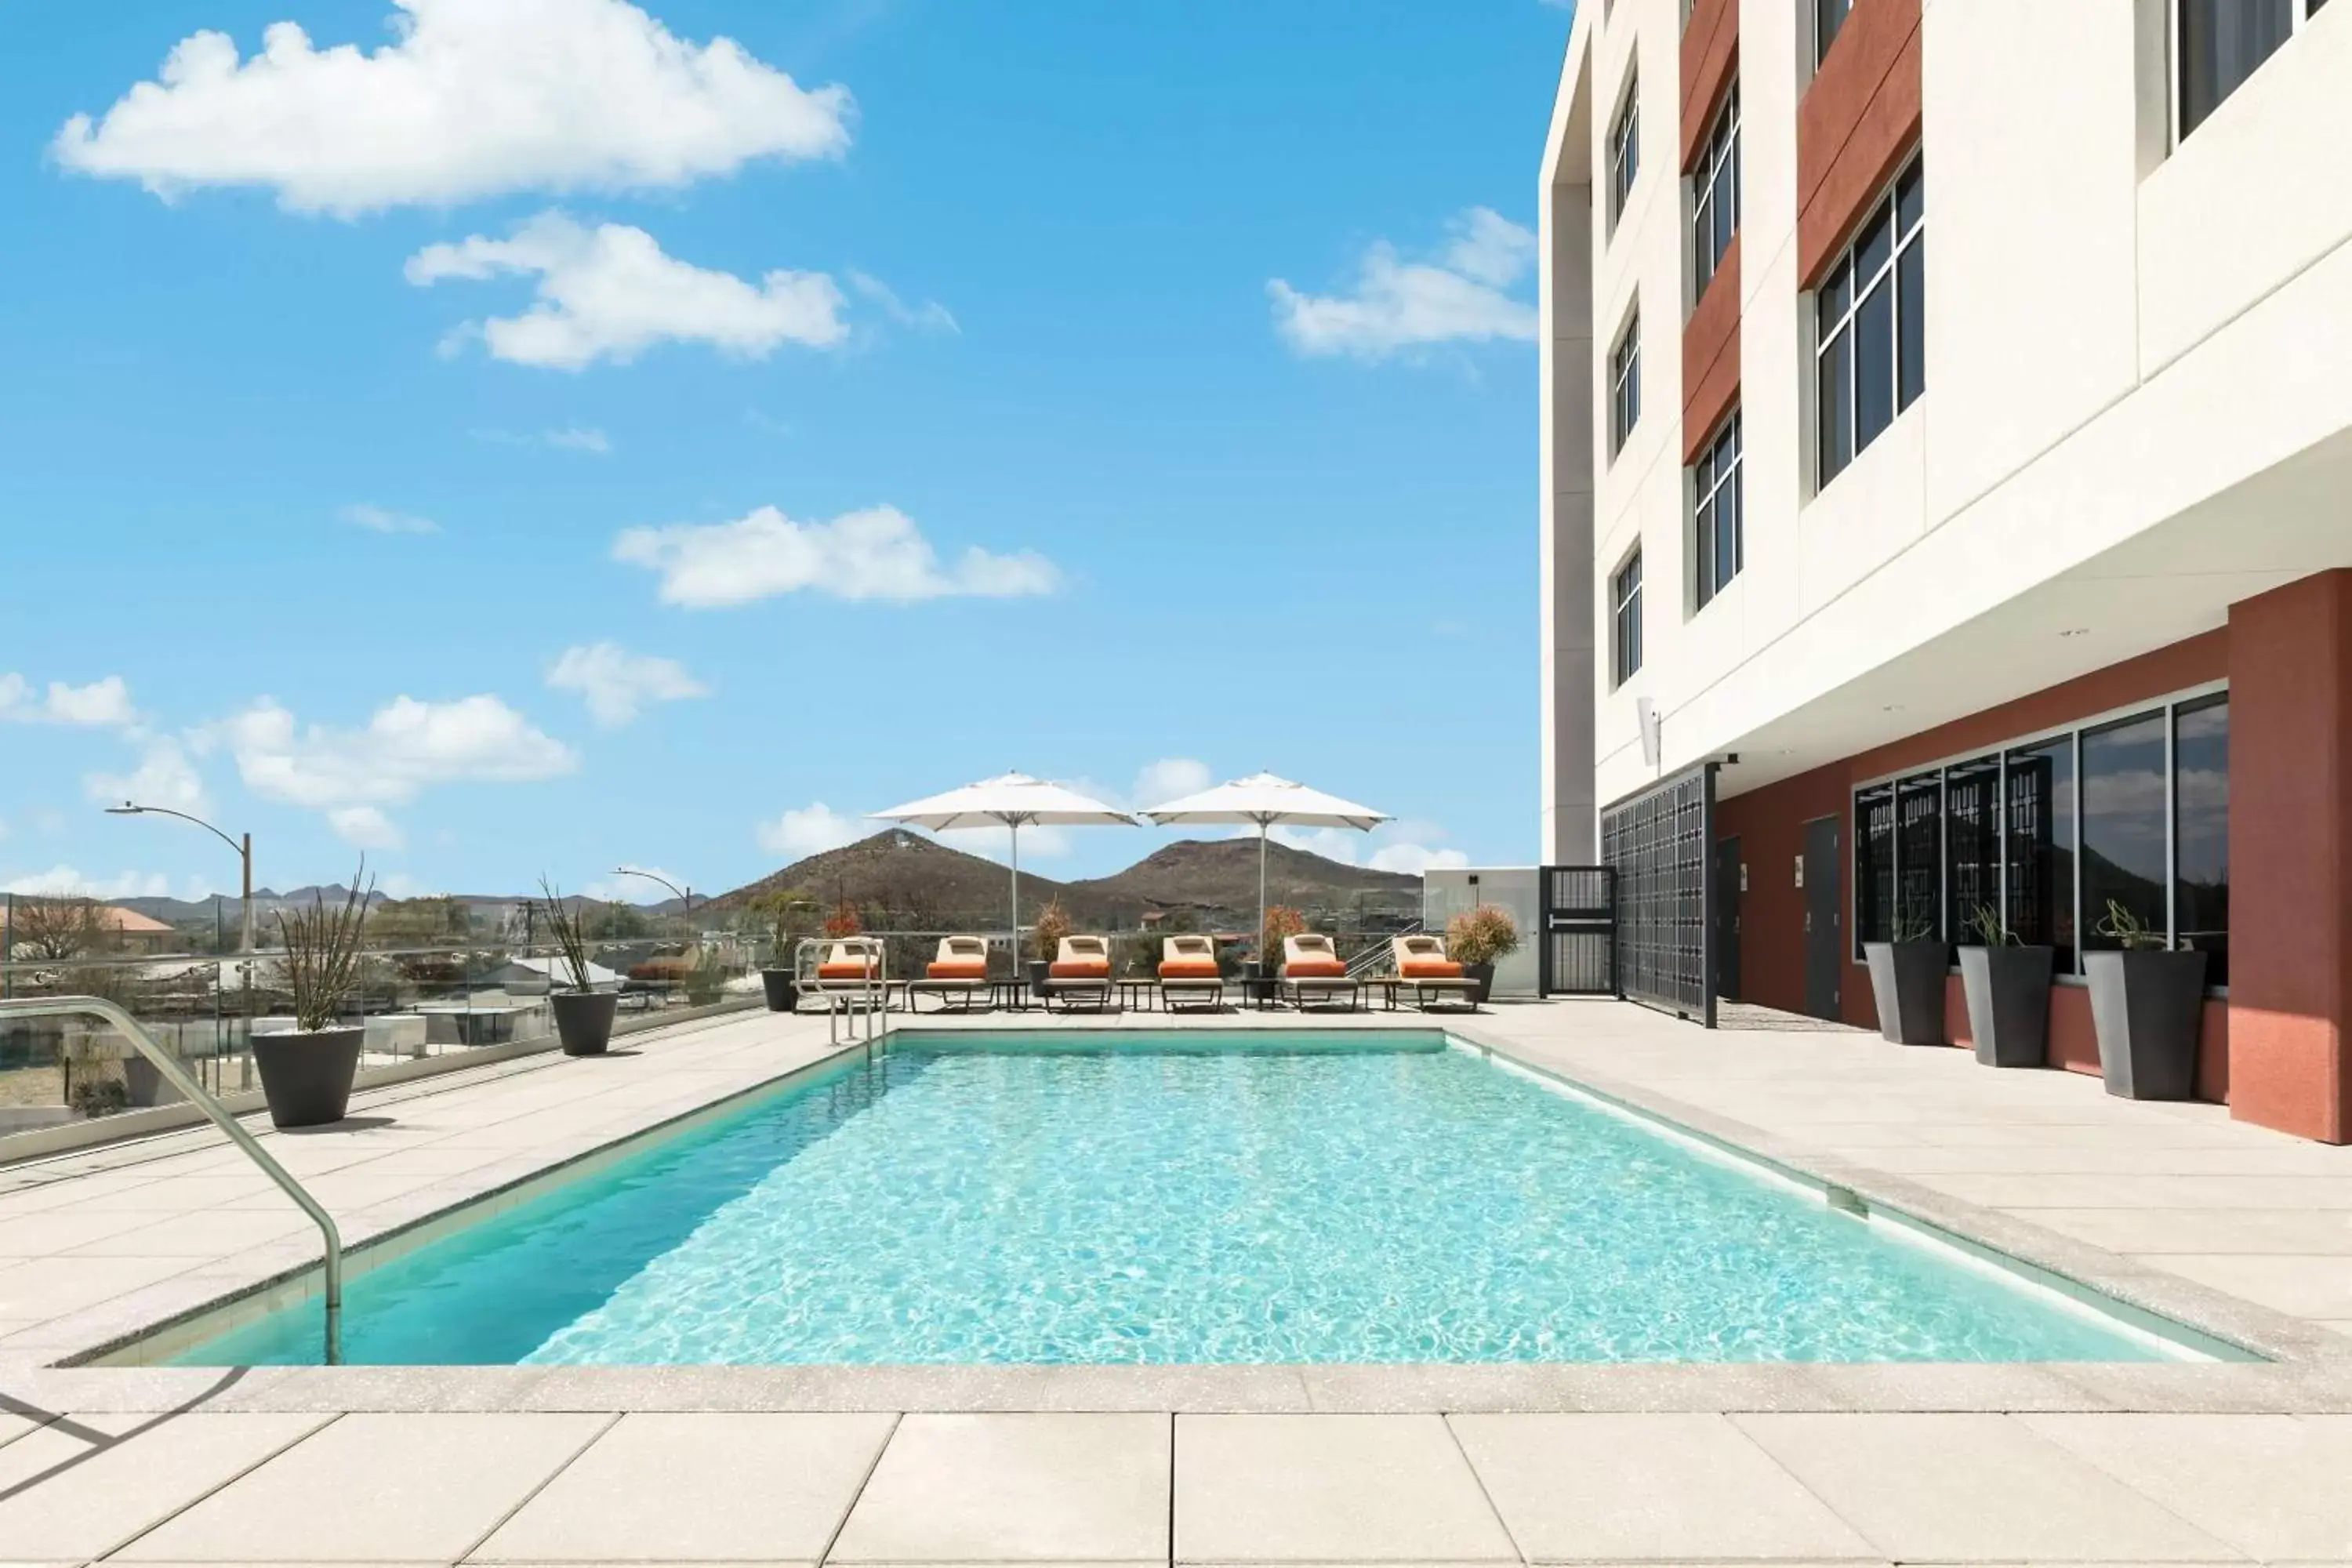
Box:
[167, 1030, 2190, 1365]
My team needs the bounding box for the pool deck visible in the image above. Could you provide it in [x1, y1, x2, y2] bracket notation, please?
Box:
[2, 998, 2351, 1564]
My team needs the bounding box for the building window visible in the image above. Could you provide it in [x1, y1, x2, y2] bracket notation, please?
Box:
[2005, 735, 2078, 973]
[1817, 0, 1853, 64]
[1851, 690, 2227, 978]
[2178, 0, 2327, 140]
[1693, 85, 1740, 296]
[1607, 74, 1639, 231]
[2174, 694, 2230, 985]
[1692, 412, 1741, 608]
[1609, 311, 1641, 456]
[1815, 158, 1925, 489]
[1610, 550, 1644, 685]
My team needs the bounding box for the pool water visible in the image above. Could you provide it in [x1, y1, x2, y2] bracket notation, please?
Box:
[176, 1031, 2169, 1365]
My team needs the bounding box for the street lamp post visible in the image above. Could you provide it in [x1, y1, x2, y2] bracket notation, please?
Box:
[612, 866, 693, 924]
[106, 803, 254, 953]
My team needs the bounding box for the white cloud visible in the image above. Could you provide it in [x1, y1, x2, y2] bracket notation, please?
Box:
[547, 642, 707, 727]
[0, 866, 174, 899]
[0, 673, 138, 728]
[939, 823, 1073, 862]
[544, 425, 611, 452]
[755, 802, 865, 860]
[1131, 757, 1211, 810]
[85, 736, 210, 816]
[846, 270, 959, 334]
[342, 503, 439, 535]
[1270, 207, 1539, 359]
[408, 212, 848, 369]
[52, 0, 853, 216]
[1269, 818, 1469, 876]
[218, 694, 578, 808]
[614, 504, 1059, 607]
[328, 804, 404, 849]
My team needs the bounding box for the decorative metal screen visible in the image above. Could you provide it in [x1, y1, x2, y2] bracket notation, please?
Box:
[1539, 866, 1617, 996]
[1600, 764, 1715, 1025]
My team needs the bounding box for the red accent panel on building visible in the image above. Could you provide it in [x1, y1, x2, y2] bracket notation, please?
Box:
[1682, 237, 1741, 463]
[1679, 0, 1739, 172]
[2227, 572, 2352, 1143]
[1796, 0, 1922, 288]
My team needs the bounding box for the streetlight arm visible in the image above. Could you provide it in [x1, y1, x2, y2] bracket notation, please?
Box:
[108, 802, 245, 860]
[612, 866, 691, 908]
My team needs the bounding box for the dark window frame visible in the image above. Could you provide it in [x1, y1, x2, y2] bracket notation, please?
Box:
[1693, 84, 1740, 296]
[1692, 409, 1742, 610]
[1609, 310, 1642, 457]
[1610, 549, 1644, 687]
[1848, 687, 2230, 985]
[1814, 158, 1925, 490]
[2176, 0, 2327, 142]
[1607, 71, 1640, 232]
[1816, 0, 1854, 65]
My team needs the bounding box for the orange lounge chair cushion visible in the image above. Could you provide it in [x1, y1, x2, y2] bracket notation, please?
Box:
[818, 961, 874, 979]
[1159, 960, 1220, 979]
[927, 960, 987, 980]
[1283, 960, 1347, 978]
[1400, 959, 1463, 978]
[1050, 960, 1110, 978]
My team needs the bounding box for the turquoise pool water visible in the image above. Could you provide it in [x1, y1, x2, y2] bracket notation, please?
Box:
[175, 1031, 2169, 1365]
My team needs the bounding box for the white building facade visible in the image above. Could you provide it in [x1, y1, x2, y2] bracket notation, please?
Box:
[1539, 0, 2352, 1142]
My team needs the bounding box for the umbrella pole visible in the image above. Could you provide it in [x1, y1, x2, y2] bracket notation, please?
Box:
[1258, 819, 1269, 967]
[1009, 818, 1022, 982]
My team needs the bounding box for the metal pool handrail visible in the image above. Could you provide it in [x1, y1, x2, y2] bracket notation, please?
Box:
[0, 995, 342, 1363]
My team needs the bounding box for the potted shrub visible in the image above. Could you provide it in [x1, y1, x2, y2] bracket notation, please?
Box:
[1863, 911, 1947, 1046]
[254, 872, 372, 1128]
[542, 879, 619, 1057]
[1446, 904, 1522, 1004]
[1956, 902, 2053, 1069]
[749, 892, 808, 1012]
[1029, 899, 1073, 994]
[2086, 899, 2209, 1100]
[1253, 906, 1306, 1001]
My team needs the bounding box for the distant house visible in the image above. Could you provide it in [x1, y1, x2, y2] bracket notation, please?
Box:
[481, 954, 622, 994]
[96, 906, 177, 955]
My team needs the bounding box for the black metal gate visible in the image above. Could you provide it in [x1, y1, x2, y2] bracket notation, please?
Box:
[1599, 763, 1719, 1026]
[1537, 866, 1617, 995]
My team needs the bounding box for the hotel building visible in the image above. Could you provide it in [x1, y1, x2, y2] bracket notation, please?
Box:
[1537, 0, 2352, 1139]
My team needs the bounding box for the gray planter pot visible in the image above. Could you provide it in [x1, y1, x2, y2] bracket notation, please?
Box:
[760, 969, 799, 1012]
[1958, 945, 2054, 1069]
[1863, 940, 1948, 1046]
[252, 1026, 363, 1129]
[122, 1055, 187, 1108]
[552, 989, 620, 1057]
[2086, 948, 2210, 1100]
[1463, 961, 1497, 1005]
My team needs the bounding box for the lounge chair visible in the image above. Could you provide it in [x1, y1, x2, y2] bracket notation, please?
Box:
[810, 938, 886, 1007]
[1157, 934, 1225, 1012]
[909, 935, 991, 1013]
[1047, 935, 1115, 1012]
[1388, 934, 1480, 1011]
[1280, 932, 1360, 1011]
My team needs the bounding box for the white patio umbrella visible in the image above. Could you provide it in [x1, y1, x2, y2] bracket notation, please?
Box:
[1138, 772, 1391, 958]
[870, 773, 1137, 963]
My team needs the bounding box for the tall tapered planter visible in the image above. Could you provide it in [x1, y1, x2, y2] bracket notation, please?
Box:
[1958, 945, 2054, 1068]
[552, 990, 619, 1057]
[1863, 940, 1947, 1046]
[2086, 949, 2209, 1100]
[252, 1027, 363, 1129]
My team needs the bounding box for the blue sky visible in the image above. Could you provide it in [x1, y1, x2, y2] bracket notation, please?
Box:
[0, 0, 1571, 902]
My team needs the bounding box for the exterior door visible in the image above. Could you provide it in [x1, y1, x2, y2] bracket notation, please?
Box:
[1713, 836, 1742, 1001]
[1802, 815, 1842, 1020]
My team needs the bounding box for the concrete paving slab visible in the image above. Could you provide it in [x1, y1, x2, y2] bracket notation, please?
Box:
[0, 1254, 201, 1320]
[2030, 1207, 2352, 1255]
[473, 1410, 895, 1563]
[1734, 1412, 2241, 1562]
[113, 1411, 611, 1562]
[2025, 1413, 2352, 1560]
[830, 1413, 1169, 1563]
[2158, 1253, 2352, 1318]
[0, 1410, 327, 1562]
[1173, 1414, 1516, 1564]
[1450, 1412, 1876, 1561]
